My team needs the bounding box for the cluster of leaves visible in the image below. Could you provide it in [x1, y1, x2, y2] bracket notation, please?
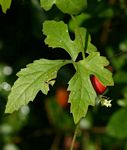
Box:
[1, 0, 114, 124]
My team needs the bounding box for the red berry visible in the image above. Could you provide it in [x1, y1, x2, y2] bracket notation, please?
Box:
[90, 76, 107, 94]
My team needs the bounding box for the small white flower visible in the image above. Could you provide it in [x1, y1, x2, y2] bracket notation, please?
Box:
[98, 95, 112, 107]
[101, 99, 112, 107]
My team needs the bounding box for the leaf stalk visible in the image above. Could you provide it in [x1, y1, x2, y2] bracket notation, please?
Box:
[84, 30, 89, 53]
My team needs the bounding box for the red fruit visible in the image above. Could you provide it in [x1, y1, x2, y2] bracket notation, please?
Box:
[90, 66, 112, 94]
[90, 76, 107, 94]
[55, 88, 69, 108]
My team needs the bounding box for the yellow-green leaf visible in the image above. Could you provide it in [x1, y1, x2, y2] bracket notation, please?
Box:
[0, 0, 12, 13]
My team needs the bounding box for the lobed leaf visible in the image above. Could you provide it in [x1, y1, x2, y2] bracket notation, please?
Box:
[68, 52, 114, 124]
[5, 59, 70, 113]
[40, 0, 87, 15]
[69, 13, 91, 31]
[0, 0, 12, 13]
[43, 20, 88, 61]
[73, 27, 97, 54]
[87, 37, 97, 54]
[84, 52, 114, 86]
[68, 64, 96, 124]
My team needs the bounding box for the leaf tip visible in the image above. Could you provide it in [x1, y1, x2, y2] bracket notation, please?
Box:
[4, 106, 14, 114]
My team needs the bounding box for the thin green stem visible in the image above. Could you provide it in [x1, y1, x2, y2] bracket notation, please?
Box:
[78, 29, 89, 60]
[70, 122, 80, 150]
[71, 15, 77, 25]
[84, 30, 89, 52]
[81, 38, 85, 60]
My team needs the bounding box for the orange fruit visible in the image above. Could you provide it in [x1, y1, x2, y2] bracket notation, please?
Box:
[56, 87, 69, 108]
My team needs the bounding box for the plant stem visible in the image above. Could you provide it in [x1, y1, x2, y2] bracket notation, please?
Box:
[70, 122, 80, 150]
[81, 43, 85, 60]
[84, 30, 89, 52]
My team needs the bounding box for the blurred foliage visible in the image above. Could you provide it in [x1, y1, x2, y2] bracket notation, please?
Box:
[0, 0, 127, 149]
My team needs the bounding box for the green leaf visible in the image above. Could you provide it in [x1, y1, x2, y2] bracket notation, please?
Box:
[74, 27, 97, 54]
[0, 0, 12, 13]
[69, 16, 97, 54]
[69, 13, 91, 32]
[43, 20, 88, 61]
[87, 42, 97, 54]
[40, 0, 87, 15]
[5, 59, 70, 113]
[68, 52, 114, 124]
[107, 108, 127, 139]
[75, 28, 97, 54]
